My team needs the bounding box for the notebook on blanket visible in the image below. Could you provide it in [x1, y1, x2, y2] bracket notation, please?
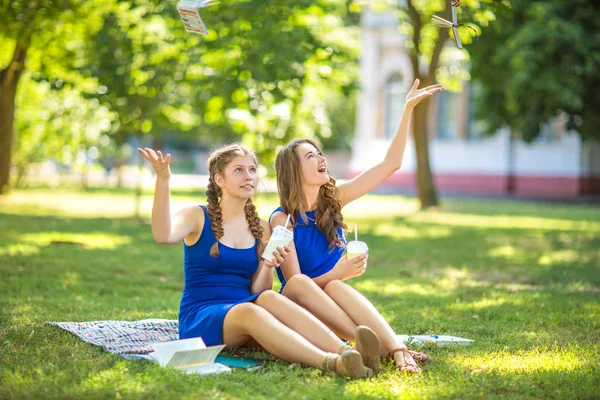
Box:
[46, 319, 261, 374]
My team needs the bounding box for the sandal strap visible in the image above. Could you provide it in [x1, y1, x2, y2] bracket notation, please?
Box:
[340, 343, 353, 354]
[388, 347, 409, 358]
[321, 353, 338, 372]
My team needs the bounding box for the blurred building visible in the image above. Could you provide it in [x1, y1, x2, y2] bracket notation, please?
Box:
[350, 10, 600, 199]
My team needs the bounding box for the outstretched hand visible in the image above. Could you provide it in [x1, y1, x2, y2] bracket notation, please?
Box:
[137, 147, 172, 180]
[405, 79, 445, 109]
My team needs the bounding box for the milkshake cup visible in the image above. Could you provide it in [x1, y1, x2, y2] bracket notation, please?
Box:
[346, 240, 369, 260]
[346, 224, 368, 266]
[261, 215, 293, 264]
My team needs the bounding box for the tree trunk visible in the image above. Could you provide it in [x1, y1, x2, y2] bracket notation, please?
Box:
[412, 101, 439, 208]
[115, 154, 124, 188]
[0, 41, 29, 194]
[406, 0, 449, 209]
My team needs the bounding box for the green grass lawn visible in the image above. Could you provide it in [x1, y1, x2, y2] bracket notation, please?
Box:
[1, 188, 599, 399]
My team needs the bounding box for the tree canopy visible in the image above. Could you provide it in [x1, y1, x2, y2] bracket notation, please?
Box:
[469, 0, 600, 142]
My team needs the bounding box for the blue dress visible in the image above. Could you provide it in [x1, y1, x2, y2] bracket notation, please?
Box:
[179, 206, 261, 346]
[270, 207, 346, 290]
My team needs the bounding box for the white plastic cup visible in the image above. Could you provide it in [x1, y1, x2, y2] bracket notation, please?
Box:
[261, 225, 293, 263]
[346, 240, 368, 261]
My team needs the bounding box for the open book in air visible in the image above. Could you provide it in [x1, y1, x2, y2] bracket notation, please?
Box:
[148, 337, 230, 375]
[176, 0, 218, 35]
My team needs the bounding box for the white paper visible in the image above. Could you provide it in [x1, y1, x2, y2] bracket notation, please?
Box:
[177, 0, 218, 35]
[148, 337, 228, 374]
[397, 334, 474, 346]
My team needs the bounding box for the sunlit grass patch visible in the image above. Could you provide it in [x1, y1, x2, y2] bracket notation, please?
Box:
[408, 212, 600, 232]
[19, 232, 132, 249]
[1, 188, 598, 399]
[452, 346, 586, 374]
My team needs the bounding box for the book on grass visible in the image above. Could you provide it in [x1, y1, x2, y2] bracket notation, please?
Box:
[397, 334, 474, 346]
[177, 0, 218, 35]
[148, 337, 230, 375]
[215, 355, 264, 371]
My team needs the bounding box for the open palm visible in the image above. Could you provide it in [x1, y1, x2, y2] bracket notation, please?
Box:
[405, 79, 445, 109]
[137, 147, 172, 180]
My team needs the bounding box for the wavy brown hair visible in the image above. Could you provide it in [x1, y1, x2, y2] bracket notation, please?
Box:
[206, 143, 264, 258]
[275, 139, 347, 250]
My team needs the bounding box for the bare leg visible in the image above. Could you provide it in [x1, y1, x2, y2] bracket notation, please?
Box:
[323, 280, 420, 371]
[222, 301, 371, 377]
[254, 289, 344, 354]
[281, 275, 358, 341]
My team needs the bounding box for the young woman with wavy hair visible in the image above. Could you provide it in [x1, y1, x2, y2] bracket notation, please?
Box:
[271, 80, 445, 374]
[138, 143, 379, 378]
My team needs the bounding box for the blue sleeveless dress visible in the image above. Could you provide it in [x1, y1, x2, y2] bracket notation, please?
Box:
[179, 206, 261, 346]
[270, 207, 346, 290]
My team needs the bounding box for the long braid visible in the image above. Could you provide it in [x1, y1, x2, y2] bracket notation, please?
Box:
[244, 198, 265, 258]
[206, 177, 224, 257]
[206, 143, 262, 258]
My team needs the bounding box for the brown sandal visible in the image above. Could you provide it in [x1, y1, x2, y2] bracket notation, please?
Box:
[406, 349, 429, 363]
[386, 348, 429, 363]
[321, 350, 373, 379]
[388, 348, 420, 373]
[354, 326, 382, 374]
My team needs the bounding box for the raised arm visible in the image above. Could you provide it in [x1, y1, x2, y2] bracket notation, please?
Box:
[138, 148, 201, 245]
[337, 79, 445, 207]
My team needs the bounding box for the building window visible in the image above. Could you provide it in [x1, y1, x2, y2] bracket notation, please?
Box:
[436, 90, 459, 140]
[384, 73, 407, 139]
[467, 82, 486, 141]
[538, 118, 558, 142]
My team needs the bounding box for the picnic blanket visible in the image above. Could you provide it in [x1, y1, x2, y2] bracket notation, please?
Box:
[46, 319, 179, 360]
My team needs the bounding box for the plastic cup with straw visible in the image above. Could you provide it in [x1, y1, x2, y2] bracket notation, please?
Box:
[346, 224, 369, 261]
[261, 214, 294, 263]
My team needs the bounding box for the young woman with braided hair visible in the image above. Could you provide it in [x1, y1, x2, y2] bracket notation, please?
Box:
[138, 143, 380, 378]
[270, 79, 445, 374]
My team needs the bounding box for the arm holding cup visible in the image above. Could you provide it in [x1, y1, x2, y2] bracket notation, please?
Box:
[270, 212, 366, 288]
[250, 220, 290, 294]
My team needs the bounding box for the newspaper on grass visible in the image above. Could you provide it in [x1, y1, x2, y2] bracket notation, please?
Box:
[177, 0, 218, 35]
[148, 337, 231, 375]
[397, 334, 474, 347]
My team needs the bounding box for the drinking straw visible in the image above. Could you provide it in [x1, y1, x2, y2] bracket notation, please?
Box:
[284, 214, 291, 229]
[354, 224, 357, 241]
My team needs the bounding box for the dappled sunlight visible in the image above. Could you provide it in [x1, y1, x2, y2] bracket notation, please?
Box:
[450, 348, 587, 374]
[20, 232, 132, 249]
[7, 304, 35, 325]
[465, 296, 508, 310]
[538, 250, 581, 266]
[373, 223, 453, 240]
[0, 243, 40, 257]
[566, 282, 599, 294]
[77, 362, 149, 396]
[61, 272, 81, 289]
[354, 280, 444, 298]
[488, 244, 518, 258]
[408, 212, 600, 232]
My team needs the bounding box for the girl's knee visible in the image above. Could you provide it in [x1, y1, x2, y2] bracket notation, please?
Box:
[255, 289, 281, 307]
[323, 279, 345, 295]
[229, 302, 260, 319]
[286, 274, 317, 292]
